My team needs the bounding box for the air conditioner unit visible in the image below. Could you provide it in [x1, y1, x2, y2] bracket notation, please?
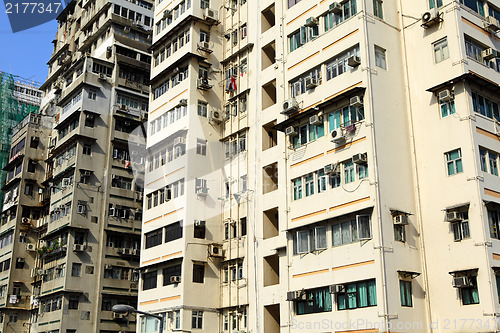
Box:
[120, 248, 131, 255]
[109, 207, 116, 216]
[113, 312, 126, 319]
[197, 187, 209, 197]
[350, 96, 363, 107]
[198, 41, 211, 51]
[348, 55, 361, 67]
[445, 211, 462, 222]
[170, 275, 181, 283]
[174, 137, 186, 145]
[25, 243, 36, 251]
[482, 48, 498, 61]
[62, 178, 70, 187]
[282, 98, 299, 115]
[305, 17, 319, 27]
[352, 153, 367, 164]
[209, 244, 223, 257]
[421, 8, 440, 28]
[197, 77, 212, 90]
[452, 276, 471, 288]
[324, 163, 339, 174]
[77, 204, 86, 214]
[438, 89, 453, 102]
[179, 99, 188, 106]
[330, 129, 345, 143]
[393, 215, 409, 225]
[204, 8, 218, 23]
[309, 115, 323, 126]
[73, 244, 85, 252]
[285, 126, 297, 136]
[98, 73, 107, 81]
[286, 290, 306, 301]
[329, 2, 342, 13]
[163, 9, 172, 18]
[194, 220, 206, 227]
[305, 75, 319, 89]
[329, 284, 345, 294]
[484, 16, 500, 32]
[209, 110, 223, 123]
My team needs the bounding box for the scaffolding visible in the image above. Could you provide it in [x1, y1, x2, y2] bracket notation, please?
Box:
[0, 71, 42, 210]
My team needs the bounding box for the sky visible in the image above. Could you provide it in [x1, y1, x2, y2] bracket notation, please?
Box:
[0, 10, 58, 87]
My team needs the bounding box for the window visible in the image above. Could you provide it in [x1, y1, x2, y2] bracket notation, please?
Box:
[472, 92, 500, 121]
[30, 137, 39, 148]
[332, 215, 371, 246]
[194, 222, 206, 239]
[459, 0, 485, 16]
[200, 31, 210, 43]
[83, 144, 92, 155]
[193, 264, 205, 283]
[344, 161, 355, 183]
[440, 99, 455, 118]
[293, 178, 302, 200]
[88, 89, 97, 100]
[287, 0, 303, 8]
[429, 0, 443, 8]
[163, 264, 182, 285]
[69, 297, 79, 310]
[490, 152, 499, 176]
[400, 280, 412, 307]
[433, 38, 449, 63]
[304, 174, 314, 197]
[295, 286, 332, 315]
[452, 212, 470, 241]
[337, 279, 377, 310]
[201, 0, 209, 9]
[143, 271, 158, 290]
[445, 149, 463, 176]
[71, 263, 81, 277]
[198, 101, 208, 117]
[375, 46, 386, 70]
[461, 276, 479, 305]
[145, 228, 162, 248]
[324, 0, 357, 31]
[373, 0, 383, 19]
[24, 183, 33, 196]
[196, 139, 207, 155]
[192, 311, 203, 329]
[165, 221, 183, 242]
[394, 224, 406, 242]
[480, 148, 488, 172]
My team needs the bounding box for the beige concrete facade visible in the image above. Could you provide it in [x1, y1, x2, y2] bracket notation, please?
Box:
[136, 0, 500, 333]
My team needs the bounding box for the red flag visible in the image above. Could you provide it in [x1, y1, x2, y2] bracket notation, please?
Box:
[230, 76, 237, 91]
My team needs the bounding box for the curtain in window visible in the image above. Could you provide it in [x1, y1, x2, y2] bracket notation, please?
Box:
[329, 110, 341, 131]
[317, 123, 325, 137]
[351, 220, 358, 242]
[337, 293, 346, 310]
[298, 231, 309, 253]
[358, 281, 368, 307]
[309, 124, 317, 141]
[368, 280, 377, 305]
[471, 287, 479, 303]
[346, 284, 357, 308]
[332, 224, 341, 246]
[341, 221, 351, 244]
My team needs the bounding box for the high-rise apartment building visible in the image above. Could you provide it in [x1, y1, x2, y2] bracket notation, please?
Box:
[0, 73, 42, 211]
[0, 0, 153, 331]
[138, 0, 500, 332]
